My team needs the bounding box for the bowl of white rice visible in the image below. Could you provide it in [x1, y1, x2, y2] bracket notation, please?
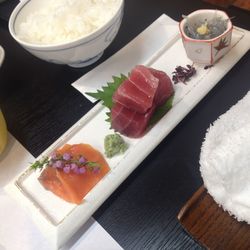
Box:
[9, 0, 124, 67]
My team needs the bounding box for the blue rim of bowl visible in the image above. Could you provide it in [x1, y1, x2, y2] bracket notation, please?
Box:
[11, 0, 124, 51]
[67, 51, 104, 67]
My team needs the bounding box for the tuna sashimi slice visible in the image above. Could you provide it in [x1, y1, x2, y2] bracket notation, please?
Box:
[111, 102, 136, 133]
[130, 65, 159, 98]
[111, 103, 155, 138]
[39, 144, 110, 204]
[113, 79, 153, 113]
[149, 68, 174, 107]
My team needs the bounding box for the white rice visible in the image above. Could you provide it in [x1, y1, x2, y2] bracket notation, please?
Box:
[200, 91, 250, 224]
[17, 0, 121, 45]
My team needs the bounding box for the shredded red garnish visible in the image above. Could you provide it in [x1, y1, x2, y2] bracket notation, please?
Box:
[172, 65, 196, 84]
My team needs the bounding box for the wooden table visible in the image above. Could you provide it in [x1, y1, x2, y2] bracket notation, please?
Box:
[0, 0, 249, 249]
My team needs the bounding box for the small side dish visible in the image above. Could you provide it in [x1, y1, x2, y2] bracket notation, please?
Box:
[31, 143, 110, 204]
[179, 9, 233, 64]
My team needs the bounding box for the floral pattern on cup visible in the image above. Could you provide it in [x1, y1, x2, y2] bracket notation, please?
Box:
[179, 9, 233, 65]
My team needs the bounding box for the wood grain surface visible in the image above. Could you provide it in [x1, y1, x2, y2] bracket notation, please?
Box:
[178, 186, 250, 250]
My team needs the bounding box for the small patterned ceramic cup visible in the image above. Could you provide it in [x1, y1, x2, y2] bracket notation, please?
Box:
[179, 9, 233, 65]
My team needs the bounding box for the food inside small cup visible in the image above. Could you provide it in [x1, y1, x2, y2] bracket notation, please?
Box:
[183, 11, 230, 40]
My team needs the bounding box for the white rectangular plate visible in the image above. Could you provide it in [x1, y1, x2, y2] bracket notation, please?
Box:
[6, 25, 250, 249]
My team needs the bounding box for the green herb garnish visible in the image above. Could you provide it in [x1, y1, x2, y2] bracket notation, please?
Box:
[86, 74, 127, 109]
[86, 161, 100, 167]
[104, 133, 128, 158]
[149, 95, 174, 126]
[30, 157, 49, 170]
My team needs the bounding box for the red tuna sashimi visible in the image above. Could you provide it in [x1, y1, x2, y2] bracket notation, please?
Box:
[113, 79, 153, 113]
[111, 102, 136, 133]
[111, 103, 155, 138]
[149, 68, 174, 106]
[130, 65, 159, 99]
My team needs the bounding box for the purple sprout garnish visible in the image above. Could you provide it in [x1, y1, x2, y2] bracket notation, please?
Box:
[30, 150, 101, 175]
[79, 156, 87, 164]
[70, 163, 78, 170]
[51, 152, 58, 160]
[54, 160, 64, 168]
[93, 166, 101, 174]
[63, 152, 71, 161]
[63, 165, 71, 174]
[79, 167, 86, 174]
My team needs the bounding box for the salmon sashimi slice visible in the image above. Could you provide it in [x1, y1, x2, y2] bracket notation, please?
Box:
[38, 144, 110, 204]
[112, 78, 153, 114]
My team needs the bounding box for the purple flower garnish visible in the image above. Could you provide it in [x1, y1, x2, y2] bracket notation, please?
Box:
[79, 167, 86, 174]
[51, 163, 57, 168]
[46, 151, 100, 175]
[79, 156, 87, 164]
[55, 160, 63, 168]
[51, 152, 57, 160]
[63, 166, 70, 174]
[93, 166, 100, 174]
[63, 152, 71, 161]
[73, 167, 80, 174]
[70, 163, 78, 170]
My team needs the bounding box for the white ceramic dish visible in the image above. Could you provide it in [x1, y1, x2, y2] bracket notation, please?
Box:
[6, 24, 250, 249]
[179, 9, 233, 64]
[9, 0, 124, 68]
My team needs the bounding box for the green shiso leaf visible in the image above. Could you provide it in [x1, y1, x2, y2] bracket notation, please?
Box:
[86, 74, 174, 126]
[86, 74, 128, 109]
[149, 95, 174, 126]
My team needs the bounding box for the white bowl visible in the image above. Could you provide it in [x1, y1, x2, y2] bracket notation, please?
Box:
[179, 9, 233, 65]
[9, 0, 124, 68]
